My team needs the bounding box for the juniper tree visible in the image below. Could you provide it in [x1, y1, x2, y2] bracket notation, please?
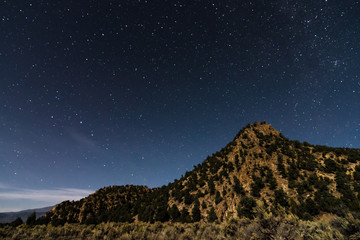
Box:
[192, 199, 201, 222]
[207, 207, 217, 222]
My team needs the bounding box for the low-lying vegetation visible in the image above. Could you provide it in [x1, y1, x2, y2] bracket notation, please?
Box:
[1, 206, 360, 240]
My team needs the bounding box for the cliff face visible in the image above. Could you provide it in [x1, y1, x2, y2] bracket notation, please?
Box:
[39, 122, 360, 225]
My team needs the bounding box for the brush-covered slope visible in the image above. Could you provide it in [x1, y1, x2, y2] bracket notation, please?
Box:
[38, 122, 360, 225]
[38, 185, 153, 225]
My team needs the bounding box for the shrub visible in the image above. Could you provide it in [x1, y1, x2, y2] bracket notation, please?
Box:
[237, 196, 257, 219]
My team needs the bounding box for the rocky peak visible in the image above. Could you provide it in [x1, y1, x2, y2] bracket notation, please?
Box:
[236, 122, 281, 140]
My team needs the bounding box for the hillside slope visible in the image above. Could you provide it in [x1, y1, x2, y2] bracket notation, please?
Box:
[38, 122, 360, 225]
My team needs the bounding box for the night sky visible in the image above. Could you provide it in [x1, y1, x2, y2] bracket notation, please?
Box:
[0, 0, 359, 211]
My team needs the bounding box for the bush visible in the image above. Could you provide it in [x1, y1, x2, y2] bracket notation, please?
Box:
[237, 196, 257, 219]
[324, 159, 338, 173]
[274, 189, 289, 207]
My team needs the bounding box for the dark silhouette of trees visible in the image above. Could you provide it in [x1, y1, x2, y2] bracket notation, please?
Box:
[26, 212, 36, 226]
[10, 217, 23, 227]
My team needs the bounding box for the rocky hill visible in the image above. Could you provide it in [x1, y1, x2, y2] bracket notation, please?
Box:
[37, 122, 360, 225]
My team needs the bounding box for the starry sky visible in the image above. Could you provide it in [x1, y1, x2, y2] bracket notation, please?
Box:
[0, 0, 359, 211]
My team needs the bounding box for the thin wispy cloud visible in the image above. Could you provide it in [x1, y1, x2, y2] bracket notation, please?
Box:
[0, 188, 93, 201]
[0, 184, 94, 212]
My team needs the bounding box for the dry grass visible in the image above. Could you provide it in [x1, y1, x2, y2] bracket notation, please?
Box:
[1, 212, 359, 240]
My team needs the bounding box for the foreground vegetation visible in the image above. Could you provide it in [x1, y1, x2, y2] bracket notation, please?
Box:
[1, 208, 360, 240]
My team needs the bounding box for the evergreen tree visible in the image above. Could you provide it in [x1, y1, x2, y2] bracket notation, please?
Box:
[324, 159, 338, 173]
[179, 208, 191, 223]
[208, 180, 215, 195]
[233, 176, 245, 195]
[265, 169, 278, 190]
[187, 176, 197, 192]
[184, 191, 193, 205]
[277, 155, 287, 178]
[26, 212, 36, 226]
[154, 206, 169, 222]
[287, 160, 299, 181]
[274, 188, 289, 207]
[202, 200, 207, 209]
[235, 155, 240, 169]
[222, 186, 227, 197]
[192, 199, 201, 222]
[314, 188, 337, 212]
[10, 217, 23, 227]
[207, 207, 217, 222]
[169, 204, 181, 222]
[250, 174, 264, 197]
[336, 169, 358, 209]
[354, 165, 360, 181]
[269, 177, 278, 190]
[304, 197, 319, 216]
[237, 196, 257, 219]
